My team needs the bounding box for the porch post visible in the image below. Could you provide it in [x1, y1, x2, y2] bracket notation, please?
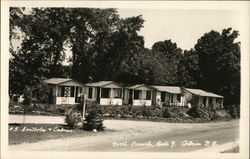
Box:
[121, 88, 123, 99]
[131, 90, 133, 99]
[110, 88, 113, 98]
[55, 84, 58, 105]
[221, 98, 224, 108]
[99, 87, 102, 98]
[206, 97, 209, 107]
[55, 84, 58, 97]
[74, 86, 76, 97]
[150, 90, 152, 100]
[99, 87, 102, 104]
[132, 90, 134, 103]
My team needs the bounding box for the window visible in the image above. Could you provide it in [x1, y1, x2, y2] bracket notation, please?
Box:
[134, 90, 140, 99]
[88, 87, 93, 98]
[161, 92, 165, 102]
[146, 91, 151, 100]
[114, 88, 122, 98]
[101, 88, 110, 98]
[61, 86, 71, 97]
[177, 94, 181, 102]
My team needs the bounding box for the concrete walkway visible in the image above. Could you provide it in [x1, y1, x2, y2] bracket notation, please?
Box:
[9, 115, 65, 124]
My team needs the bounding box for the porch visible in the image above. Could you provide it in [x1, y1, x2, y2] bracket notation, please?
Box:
[126, 85, 153, 106]
[43, 78, 84, 105]
[85, 81, 123, 105]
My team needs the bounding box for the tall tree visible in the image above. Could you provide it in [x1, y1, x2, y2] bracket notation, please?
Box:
[151, 40, 183, 85]
[194, 28, 240, 105]
[177, 49, 200, 88]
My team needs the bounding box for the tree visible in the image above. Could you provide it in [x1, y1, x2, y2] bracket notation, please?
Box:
[151, 40, 183, 85]
[9, 7, 145, 93]
[108, 15, 145, 82]
[9, 8, 71, 95]
[194, 28, 240, 105]
[118, 48, 155, 84]
[177, 49, 200, 88]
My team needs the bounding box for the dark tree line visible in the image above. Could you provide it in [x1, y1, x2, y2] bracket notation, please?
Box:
[9, 7, 240, 106]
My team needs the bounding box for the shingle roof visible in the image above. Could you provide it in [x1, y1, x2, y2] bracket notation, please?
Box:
[43, 78, 72, 84]
[185, 88, 224, 98]
[85, 81, 119, 87]
[151, 86, 181, 94]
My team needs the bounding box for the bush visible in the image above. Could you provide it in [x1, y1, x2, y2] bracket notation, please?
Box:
[211, 110, 231, 120]
[83, 104, 104, 131]
[162, 108, 171, 118]
[141, 106, 151, 117]
[65, 108, 82, 129]
[187, 105, 201, 118]
[228, 105, 240, 118]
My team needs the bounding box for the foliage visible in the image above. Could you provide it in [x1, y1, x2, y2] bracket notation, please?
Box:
[187, 105, 201, 118]
[65, 108, 82, 129]
[151, 40, 183, 85]
[177, 49, 200, 87]
[194, 28, 240, 105]
[162, 108, 171, 118]
[82, 104, 104, 131]
[226, 105, 240, 118]
[210, 110, 231, 120]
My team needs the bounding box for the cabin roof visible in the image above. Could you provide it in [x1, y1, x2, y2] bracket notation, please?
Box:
[151, 86, 181, 94]
[185, 88, 224, 98]
[43, 78, 84, 86]
[127, 84, 152, 90]
[43, 78, 72, 84]
[85, 81, 122, 87]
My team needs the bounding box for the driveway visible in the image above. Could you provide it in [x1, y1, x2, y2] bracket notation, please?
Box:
[9, 118, 239, 152]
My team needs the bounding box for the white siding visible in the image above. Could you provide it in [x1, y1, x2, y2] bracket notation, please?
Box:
[133, 100, 151, 106]
[56, 97, 75, 105]
[100, 98, 122, 105]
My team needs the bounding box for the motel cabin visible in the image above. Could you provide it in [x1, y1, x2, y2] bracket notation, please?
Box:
[42, 78, 224, 108]
[84, 81, 123, 106]
[43, 78, 84, 105]
[151, 86, 185, 107]
[183, 88, 224, 109]
[123, 84, 153, 106]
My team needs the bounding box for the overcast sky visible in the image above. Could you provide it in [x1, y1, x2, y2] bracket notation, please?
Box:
[11, 8, 240, 65]
[118, 9, 240, 50]
[61, 9, 240, 65]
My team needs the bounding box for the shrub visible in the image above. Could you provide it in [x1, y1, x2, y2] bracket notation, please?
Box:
[187, 105, 201, 118]
[65, 108, 82, 129]
[211, 110, 231, 120]
[83, 104, 104, 131]
[228, 105, 240, 118]
[162, 108, 171, 118]
[141, 106, 151, 117]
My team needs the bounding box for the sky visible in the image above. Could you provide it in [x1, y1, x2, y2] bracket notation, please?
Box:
[117, 9, 240, 50]
[11, 8, 240, 65]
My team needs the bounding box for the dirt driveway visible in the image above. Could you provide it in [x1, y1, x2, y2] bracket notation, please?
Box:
[9, 118, 239, 152]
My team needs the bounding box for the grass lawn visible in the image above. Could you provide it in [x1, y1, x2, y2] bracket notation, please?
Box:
[9, 123, 114, 145]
